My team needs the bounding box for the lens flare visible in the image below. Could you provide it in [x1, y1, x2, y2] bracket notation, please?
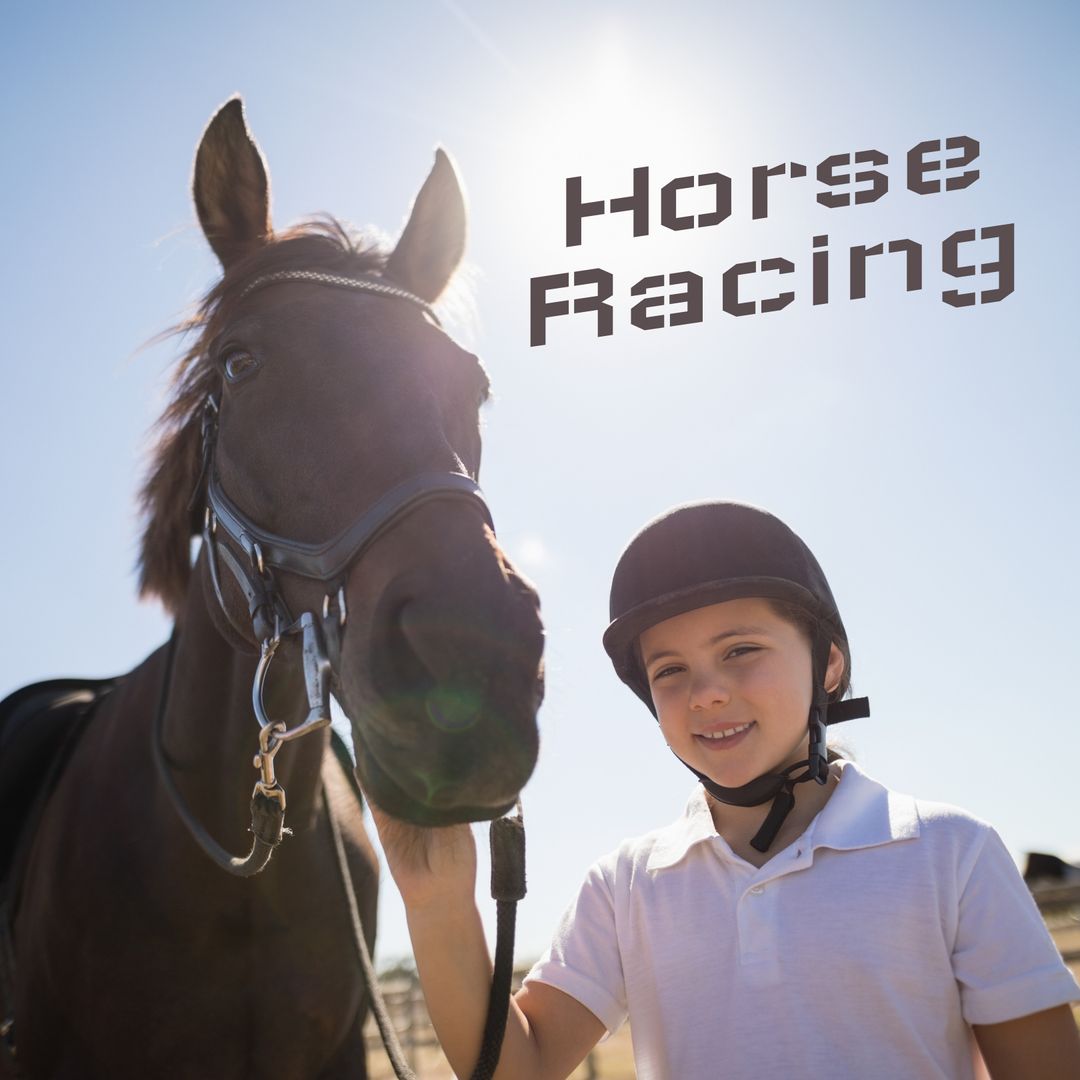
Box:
[425, 682, 484, 732]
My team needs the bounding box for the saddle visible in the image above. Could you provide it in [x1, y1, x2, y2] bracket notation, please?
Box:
[0, 676, 120, 891]
[0, 678, 119, 1067]
[0, 675, 119, 1072]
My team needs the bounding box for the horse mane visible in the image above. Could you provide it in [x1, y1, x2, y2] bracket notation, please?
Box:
[137, 217, 388, 615]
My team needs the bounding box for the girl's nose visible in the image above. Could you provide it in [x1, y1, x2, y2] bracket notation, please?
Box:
[687, 669, 730, 710]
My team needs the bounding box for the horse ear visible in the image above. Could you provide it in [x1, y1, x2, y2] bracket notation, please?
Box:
[384, 147, 467, 303]
[193, 97, 272, 269]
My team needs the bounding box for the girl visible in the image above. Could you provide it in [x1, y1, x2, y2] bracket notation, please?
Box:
[369, 501, 1080, 1079]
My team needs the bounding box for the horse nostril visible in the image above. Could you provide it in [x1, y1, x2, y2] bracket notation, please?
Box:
[395, 599, 471, 684]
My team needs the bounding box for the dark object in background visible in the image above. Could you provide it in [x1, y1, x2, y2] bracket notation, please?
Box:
[1024, 852, 1080, 888]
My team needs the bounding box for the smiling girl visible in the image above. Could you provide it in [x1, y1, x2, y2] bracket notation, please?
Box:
[369, 501, 1080, 1079]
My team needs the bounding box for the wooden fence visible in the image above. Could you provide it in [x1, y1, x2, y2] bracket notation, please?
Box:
[363, 964, 629, 1080]
[1032, 881, 1080, 975]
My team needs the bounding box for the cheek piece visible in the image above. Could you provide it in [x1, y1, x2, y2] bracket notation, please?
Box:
[670, 632, 870, 852]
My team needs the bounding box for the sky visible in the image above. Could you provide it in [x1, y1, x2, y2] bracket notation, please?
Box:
[2, 1, 1078, 967]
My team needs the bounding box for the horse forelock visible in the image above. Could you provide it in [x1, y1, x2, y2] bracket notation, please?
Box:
[137, 217, 393, 614]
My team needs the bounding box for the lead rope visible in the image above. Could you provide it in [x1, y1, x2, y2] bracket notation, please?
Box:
[472, 812, 526, 1080]
[326, 794, 525, 1080]
[325, 797, 419, 1080]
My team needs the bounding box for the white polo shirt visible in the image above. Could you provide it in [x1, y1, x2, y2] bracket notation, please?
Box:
[524, 761, 1079, 1080]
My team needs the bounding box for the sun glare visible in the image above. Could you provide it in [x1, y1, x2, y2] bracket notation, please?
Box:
[484, 17, 742, 274]
[513, 534, 550, 569]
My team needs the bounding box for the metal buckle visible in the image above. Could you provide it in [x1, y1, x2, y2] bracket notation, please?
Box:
[241, 537, 267, 577]
[253, 720, 287, 808]
[322, 585, 348, 628]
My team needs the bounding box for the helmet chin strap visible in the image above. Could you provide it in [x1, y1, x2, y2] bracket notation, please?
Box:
[680, 636, 870, 853]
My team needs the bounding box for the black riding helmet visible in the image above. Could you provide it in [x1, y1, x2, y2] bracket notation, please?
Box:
[603, 501, 870, 852]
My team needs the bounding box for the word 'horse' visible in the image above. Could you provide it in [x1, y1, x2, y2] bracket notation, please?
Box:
[1, 98, 543, 1078]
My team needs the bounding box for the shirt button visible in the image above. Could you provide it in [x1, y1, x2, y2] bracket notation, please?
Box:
[749, 885, 765, 895]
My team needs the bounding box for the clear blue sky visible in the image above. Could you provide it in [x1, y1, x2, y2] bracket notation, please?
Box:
[2, 1, 1078, 965]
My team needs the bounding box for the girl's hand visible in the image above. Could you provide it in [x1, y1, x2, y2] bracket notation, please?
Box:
[366, 797, 477, 910]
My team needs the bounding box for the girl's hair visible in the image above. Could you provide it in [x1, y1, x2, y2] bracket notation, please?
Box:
[763, 598, 854, 763]
[762, 599, 852, 703]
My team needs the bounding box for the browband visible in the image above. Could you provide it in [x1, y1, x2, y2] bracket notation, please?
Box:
[238, 270, 441, 326]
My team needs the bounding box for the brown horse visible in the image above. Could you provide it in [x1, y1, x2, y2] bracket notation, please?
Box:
[4, 99, 543, 1078]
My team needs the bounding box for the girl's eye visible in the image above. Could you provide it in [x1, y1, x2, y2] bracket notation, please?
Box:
[650, 665, 683, 682]
[725, 645, 759, 660]
[223, 349, 259, 382]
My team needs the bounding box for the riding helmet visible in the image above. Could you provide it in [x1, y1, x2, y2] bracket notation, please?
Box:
[603, 501, 870, 851]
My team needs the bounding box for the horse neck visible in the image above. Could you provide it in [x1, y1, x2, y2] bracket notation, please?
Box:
[161, 557, 329, 850]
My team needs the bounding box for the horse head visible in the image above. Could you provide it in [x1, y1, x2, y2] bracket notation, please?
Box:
[139, 97, 543, 826]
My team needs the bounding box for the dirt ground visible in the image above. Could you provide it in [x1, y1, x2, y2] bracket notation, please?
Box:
[363, 966, 636, 1080]
[366, 1022, 635, 1080]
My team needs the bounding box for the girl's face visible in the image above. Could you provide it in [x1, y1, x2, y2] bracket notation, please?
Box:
[639, 597, 844, 789]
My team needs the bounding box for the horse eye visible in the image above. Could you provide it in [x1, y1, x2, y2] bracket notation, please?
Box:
[223, 349, 259, 382]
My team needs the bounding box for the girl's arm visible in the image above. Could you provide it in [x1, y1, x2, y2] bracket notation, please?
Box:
[370, 802, 606, 1080]
[973, 1004, 1080, 1079]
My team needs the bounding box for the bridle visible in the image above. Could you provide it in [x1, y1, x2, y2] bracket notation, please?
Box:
[151, 271, 525, 1080]
[202, 395, 495, 823]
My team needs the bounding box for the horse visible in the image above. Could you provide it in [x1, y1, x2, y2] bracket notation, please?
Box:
[1, 97, 544, 1079]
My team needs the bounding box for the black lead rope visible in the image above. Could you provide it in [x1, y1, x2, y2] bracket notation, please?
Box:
[473, 813, 527, 1080]
[327, 795, 525, 1080]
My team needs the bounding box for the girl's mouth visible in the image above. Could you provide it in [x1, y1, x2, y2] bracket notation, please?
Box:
[693, 720, 755, 751]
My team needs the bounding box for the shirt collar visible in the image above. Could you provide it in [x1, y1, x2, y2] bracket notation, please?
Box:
[646, 785, 720, 872]
[812, 759, 920, 851]
[645, 759, 919, 873]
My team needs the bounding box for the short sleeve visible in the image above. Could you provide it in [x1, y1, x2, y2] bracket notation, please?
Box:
[952, 825, 1080, 1025]
[522, 860, 629, 1036]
